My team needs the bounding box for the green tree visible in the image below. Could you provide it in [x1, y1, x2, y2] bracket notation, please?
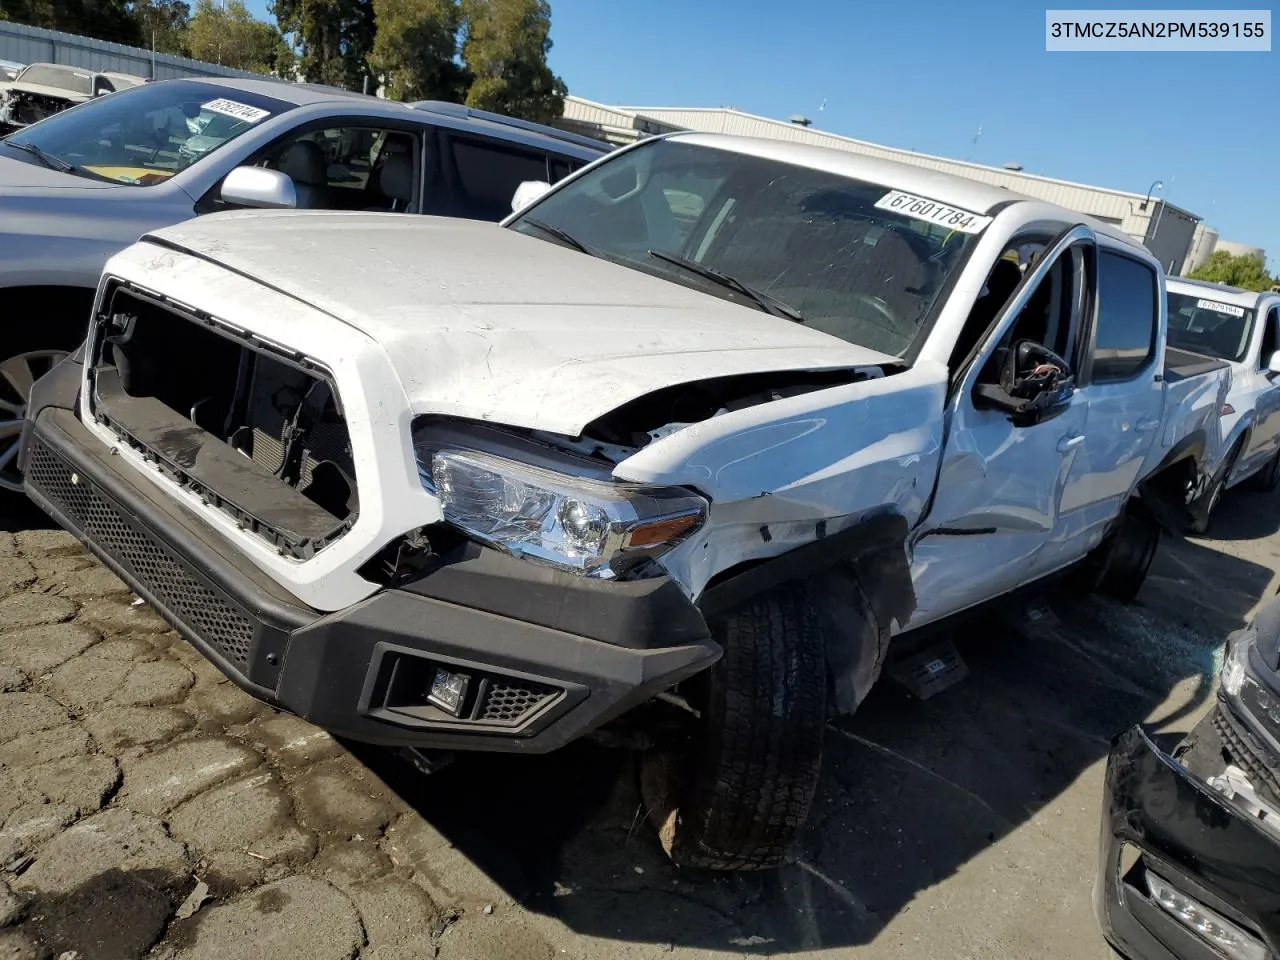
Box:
[186, 0, 290, 73]
[0, 0, 143, 45]
[274, 0, 374, 90]
[460, 0, 565, 122]
[368, 0, 467, 101]
[132, 0, 191, 55]
[1189, 250, 1277, 293]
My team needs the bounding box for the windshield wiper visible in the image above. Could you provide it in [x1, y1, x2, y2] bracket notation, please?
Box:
[521, 218, 600, 257]
[4, 140, 74, 173]
[646, 249, 804, 322]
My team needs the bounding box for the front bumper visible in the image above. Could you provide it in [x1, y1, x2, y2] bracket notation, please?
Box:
[22, 399, 720, 754]
[1096, 615, 1280, 960]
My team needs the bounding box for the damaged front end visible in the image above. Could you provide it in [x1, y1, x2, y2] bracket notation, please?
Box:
[1097, 605, 1280, 960]
[0, 88, 77, 129]
[84, 280, 360, 562]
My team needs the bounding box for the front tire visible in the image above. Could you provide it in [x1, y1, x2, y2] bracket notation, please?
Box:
[640, 586, 827, 871]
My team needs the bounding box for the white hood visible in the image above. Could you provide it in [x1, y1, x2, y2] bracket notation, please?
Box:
[141, 211, 898, 437]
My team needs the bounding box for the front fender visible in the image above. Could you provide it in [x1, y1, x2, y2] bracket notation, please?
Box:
[614, 361, 948, 601]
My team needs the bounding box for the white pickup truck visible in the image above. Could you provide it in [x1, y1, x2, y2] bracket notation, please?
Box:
[1165, 277, 1280, 532]
[20, 132, 1229, 872]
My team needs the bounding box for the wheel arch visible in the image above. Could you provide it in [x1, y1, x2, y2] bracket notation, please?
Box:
[696, 511, 916, 715]
[0, 285, 97, 347]
[1137, 428, 1213, 534]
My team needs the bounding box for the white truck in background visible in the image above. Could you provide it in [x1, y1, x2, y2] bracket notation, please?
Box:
[22, 133, 1230, 872]
[1165, 277, 1280, 532]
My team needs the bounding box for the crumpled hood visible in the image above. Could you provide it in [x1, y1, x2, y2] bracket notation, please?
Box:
[141, 211, 899, 437]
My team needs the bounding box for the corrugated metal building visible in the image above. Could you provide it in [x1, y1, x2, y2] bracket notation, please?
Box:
[559, 96, 1209, 275]
[0, 20, 269, 82]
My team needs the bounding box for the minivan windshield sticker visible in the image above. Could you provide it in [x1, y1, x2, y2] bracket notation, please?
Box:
[201, 98, 270, 124]
[874, 190, 993, 234]
[1196, 298, 1246, 317]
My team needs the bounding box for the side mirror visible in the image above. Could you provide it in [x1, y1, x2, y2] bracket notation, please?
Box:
[973, 340, 1075, 427]
[511, 179, 551, 214]
[220, 166, 296, 210]
[1267, 350, 1280, 375]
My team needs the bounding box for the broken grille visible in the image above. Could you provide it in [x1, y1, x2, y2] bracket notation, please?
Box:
[25, 438, 255, 667]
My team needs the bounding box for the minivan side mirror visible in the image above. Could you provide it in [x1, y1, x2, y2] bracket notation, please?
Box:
[1267, 350, 1280, 375]
[511, 179, 552, 213]
[220, 166, 297, 210]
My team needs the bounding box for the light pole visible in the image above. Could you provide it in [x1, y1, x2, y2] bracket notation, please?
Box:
[1139, 179, 1164, 211]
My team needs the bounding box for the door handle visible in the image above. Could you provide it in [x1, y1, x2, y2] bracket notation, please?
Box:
[1057, 433, 1085, 453]
[1135, 416, 1160, 433]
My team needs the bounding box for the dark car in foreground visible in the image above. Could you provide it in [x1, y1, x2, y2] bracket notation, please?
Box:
[1097, 594, 1280, 960]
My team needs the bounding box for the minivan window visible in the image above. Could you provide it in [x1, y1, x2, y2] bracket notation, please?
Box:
[1166, 291, 1256, 363]
[1093, 251, 1158, 381]
[2, 80, 295, 186]
[508, 138, 982, 356]
[450, 134, 553, 220]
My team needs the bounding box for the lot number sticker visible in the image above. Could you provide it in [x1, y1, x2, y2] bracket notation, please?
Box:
[874, 190, 993, 234]
[1196, 298, 1246, 317]
[201, 98, 270, 124]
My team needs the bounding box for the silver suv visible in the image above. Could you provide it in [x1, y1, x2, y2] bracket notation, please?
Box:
[0, 76, 608, 489]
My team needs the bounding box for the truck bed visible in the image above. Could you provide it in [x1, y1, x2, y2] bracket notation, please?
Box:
[1164, 346, 1228, 383]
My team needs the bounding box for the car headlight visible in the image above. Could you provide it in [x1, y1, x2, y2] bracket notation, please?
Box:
[420, 448, 706, 578]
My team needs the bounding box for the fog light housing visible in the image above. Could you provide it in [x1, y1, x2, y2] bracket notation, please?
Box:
[427, 668, 470, 716]
[1146, 871, 1267, 960]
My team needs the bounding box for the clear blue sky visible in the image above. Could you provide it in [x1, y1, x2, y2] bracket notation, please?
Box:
[248, 0, 1279, 269]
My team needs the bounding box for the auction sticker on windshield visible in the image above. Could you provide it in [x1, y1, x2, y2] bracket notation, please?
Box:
[1197, 298, 1246, 317]
[874, 190, 992, 234]
[201, 98, 270, 124]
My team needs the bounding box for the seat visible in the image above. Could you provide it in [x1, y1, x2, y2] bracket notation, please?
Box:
[278, 140, 330, 209]
[371, 150, 415, 213]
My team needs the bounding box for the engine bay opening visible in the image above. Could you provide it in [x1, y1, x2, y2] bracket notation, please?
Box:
[581, 366, 887, 450]
[86, 282, 359, 560]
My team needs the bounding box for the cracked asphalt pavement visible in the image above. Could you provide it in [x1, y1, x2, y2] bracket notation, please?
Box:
[1, 483, 1278, 960]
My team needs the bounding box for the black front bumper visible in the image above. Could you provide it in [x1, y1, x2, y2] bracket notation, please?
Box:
[1096, 612, 1280, 960]
[21, 399, 720, 754]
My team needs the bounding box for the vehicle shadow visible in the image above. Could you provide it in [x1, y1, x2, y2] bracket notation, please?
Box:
[0, 497, 58, 533]
[353, 497, 1276, 954]
[1199, 484, 1280, 541]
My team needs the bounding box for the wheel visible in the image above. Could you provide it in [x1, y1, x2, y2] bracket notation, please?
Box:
[0, 349, 69, 492]
[1249, 448, 1280, 492]
[1190, 440, 1243, 535]
[640, 586, 828, 871]
[1080, 501, 1161, 603]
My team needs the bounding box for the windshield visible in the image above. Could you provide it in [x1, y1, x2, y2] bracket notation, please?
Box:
[15, 64, 92, 95]
[1167, 291, 1256, 362]
[2, 80, 295, 186]
[507, 139, 984, 356]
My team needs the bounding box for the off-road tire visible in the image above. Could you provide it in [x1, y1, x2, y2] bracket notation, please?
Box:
[1250, 448, 1280, 493]
[1080, 501, 1161, 603]
[640, 586, 827, 871]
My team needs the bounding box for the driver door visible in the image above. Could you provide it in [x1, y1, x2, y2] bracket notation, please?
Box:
[907, 225, 1095, 631]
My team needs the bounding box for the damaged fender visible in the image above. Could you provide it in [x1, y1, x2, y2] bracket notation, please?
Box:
[616, 364, 945, 714]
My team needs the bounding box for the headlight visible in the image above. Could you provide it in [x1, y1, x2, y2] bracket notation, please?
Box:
[422, 448, 706, 578]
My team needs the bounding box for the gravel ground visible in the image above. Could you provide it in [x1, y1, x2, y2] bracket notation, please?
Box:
[0, 482, 1276, 960]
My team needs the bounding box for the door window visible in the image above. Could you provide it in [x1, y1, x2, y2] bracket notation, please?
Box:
[448, 134, 553, 221]
[261, 127, 420, 212]
[1091, 252, 1158, 382]
[1261, 307, 1280, 369]
[976, 244, 1078, 388]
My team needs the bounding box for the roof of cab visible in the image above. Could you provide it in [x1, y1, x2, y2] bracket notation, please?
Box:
[668, 132, 1142, 248]
[1166, 275, 1273, 308]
